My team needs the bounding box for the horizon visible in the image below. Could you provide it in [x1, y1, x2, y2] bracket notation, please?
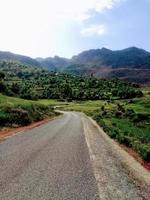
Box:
[0, 0, 150, 58]
[0, 46, 149, 59]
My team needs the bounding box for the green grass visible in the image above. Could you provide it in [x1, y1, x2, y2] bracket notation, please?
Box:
[37, 99, 68, 106]
[0, 94, 57, 128]
[59, 88, 150, 162]
[1, 88, 149, 161]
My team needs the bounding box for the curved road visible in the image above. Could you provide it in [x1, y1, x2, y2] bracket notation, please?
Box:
[0, 112, 149, 200]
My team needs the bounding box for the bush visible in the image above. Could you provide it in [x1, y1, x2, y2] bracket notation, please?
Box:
[125, 109, 136, 119]
[117, 104, 125, 112]
[132, 141, 150, 162]
[101, 105, 105, 111]
[117, 135, 133, 147]
[0, 111, 9, 126]
[115, 111, 123, 118]
[0, 102, 55, 128]
[132, 113, 150, 123]
[8, 108, 32, 126]
[0, 81, 6, 93]
[107, 129, 119, 139]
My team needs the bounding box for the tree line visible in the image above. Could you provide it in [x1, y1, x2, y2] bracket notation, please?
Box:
[0, 61, 143, 101]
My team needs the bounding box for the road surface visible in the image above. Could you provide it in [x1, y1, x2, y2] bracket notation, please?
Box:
[0, 112, 149, 200]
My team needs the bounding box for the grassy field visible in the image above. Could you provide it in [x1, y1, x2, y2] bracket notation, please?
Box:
[37, 99, 68, 106]
[59, 88, 150, 162]
[0, 94, 58, 128]
[0, 88, 150, 162]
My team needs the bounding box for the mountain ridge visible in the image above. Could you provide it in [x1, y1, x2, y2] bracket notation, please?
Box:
[0, 51, 41, 68]
[0, 47, 150, 85]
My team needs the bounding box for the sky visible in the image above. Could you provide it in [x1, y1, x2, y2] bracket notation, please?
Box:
[0, 0, 150, 58]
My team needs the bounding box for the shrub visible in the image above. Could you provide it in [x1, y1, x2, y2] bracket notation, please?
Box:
[132, 141, 150, 162]
[101, 105, 105, 111]
[117, 103, 125, 112]
[125, 109, 136, 119]
[115, 111, 123, 118]
[132, 113, 150, 123]
[0, 102, 55, 128]
[0, 81, 6, 93]
[117, 135, 133, 147]
[102, 110, 107, 116]
[108, 129, 119, 139]
[0, 111, 9, 126]
[8, 108, 32, 126]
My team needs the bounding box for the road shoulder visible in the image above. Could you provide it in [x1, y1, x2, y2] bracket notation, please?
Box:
[82, 113, 150, 200]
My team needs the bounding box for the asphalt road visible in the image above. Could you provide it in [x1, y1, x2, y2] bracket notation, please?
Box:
[0, 112, 100, 200]
[0, 112, 149, 200]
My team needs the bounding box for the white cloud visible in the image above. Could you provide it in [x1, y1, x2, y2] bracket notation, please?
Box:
[80, 25, 107, 37]
[0, 0, 123, 25]
[0, 0, 123, 57]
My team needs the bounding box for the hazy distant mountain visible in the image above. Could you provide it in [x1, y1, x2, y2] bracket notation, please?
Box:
[65, 47, 150, 85]
[0, 47, 150, 85]
[71, 47, 150, 68]
[37, 56, 70, 71]
[0, 51, 41, 67]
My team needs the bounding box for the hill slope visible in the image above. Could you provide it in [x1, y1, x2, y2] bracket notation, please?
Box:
[0, 60, 142, 101]
[0, 47, 150, 84]
[65, 47, 150, 85]
[71, 47, 150, 68]
[0, 51, 41, 67]
[36, 56, 70, 71]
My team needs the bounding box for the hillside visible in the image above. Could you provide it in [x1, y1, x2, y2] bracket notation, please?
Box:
[0, 61, 142, 101]
[0, 47, 150, 84]
[0, 51, 41, 68]
[71, 47, 150, 68]
[0, 93, 57, 128]
[36, 56, 70, 71]
[65, 47, 150, 85]
[0, 60, 149, 164]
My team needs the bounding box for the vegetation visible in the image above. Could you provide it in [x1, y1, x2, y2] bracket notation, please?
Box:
[60, 88, 150, 162]
[0, 50, 41, 67]
[0, 61, 143, 101]
[71, 47, 150, 69]
[1, 47, 150, 85]
[0, 94, 57, 128]
[0, 60, 149, 162]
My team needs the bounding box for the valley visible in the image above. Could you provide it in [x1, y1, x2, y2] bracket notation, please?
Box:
[0, 49, 150, 200]
[0, 46, 150, 85]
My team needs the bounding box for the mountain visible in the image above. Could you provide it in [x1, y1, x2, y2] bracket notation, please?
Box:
[36, 56, 70, 71]
[65, 47, 150, 85]
[0, 47, 150, 85]
[0, 51, 41, 68]
[71, 47, 150, 68]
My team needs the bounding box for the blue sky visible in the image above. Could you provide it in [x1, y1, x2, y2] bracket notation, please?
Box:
[0, 0, 149, 58]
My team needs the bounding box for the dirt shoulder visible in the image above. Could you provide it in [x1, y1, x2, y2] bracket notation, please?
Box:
[82, 113, 150, 200]
[119, 144, 150, 172]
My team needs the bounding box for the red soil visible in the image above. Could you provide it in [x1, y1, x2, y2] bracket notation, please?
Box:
[120, 144, 150, 172]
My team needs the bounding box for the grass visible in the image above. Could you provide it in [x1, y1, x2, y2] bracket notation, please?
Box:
[0, 94, 58, 128]
[59, 88, 150, 162]
[37, 99, 68, 106]
[0, 87, 150, 162]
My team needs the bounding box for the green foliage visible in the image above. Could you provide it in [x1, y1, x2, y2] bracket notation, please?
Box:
[0, 81, 6, 93]
[0, 61, 143, 101]
[0, 60, 149, 162]
[0, 71, 5, 79]
[0, 94, 56, 128]
[61, 93, 150, 162]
